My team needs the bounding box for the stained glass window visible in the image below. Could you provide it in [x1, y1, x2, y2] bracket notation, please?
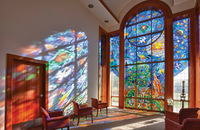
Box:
[124, 9, 165, 111]
[173, 17, 190, 112]
[98, 36, 103, 101]
[110, 36, 119, 106]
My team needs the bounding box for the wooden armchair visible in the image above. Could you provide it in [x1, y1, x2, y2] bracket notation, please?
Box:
[72, 101, 93, 125]
[91, 98, 108, 116]
[40, 107, 70, 130]
[165, 108, 199, 130]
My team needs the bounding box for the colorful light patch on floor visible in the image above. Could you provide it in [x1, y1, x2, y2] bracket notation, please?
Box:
[70, 108, 163, 128]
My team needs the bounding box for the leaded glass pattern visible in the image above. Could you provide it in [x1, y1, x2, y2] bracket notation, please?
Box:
[173, 15, 190, 111]
[173, 17, 190, 111]
[110, 36, 119, 106]
[124, 9, 165, 111]
[110, 36, 120, 66]
[173, 18, 189, 59]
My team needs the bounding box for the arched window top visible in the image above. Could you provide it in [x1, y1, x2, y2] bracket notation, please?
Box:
[124, 9, 164, 48]
[127, 9, 163, 25]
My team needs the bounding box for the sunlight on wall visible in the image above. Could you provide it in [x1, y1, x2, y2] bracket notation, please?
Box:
[0, 29, 89, 129]
[21, 29, 89, 114]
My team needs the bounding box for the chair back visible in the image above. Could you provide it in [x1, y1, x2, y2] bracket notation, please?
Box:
[72, 101, 80, 115]
[179, 108, 199, 124]
[91, 98, 98, 108]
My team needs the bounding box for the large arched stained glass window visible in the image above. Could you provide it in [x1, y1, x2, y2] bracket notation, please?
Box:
[124, 10, 165, 111]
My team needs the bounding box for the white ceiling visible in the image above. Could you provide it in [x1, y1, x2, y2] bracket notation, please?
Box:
[78, 0, 196, 32]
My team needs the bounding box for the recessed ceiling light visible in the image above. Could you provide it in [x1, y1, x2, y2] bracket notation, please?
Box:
[88, 4, 94, 8]
[104, 20, 109, 23]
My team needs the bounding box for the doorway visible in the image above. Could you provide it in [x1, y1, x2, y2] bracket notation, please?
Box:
[6, 54, 48, 130]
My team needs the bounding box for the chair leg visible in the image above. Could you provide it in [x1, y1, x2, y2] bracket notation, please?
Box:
[91, 113, 93, 123]
[67, 126, 70, 130]
[86, 115, 87, 119]
[100, 109, 101, 112]
[106, 107, 108, 115]
[97, 109, 98, 117]
[73, 114, 75, 121]
[77, 116, 80, 126]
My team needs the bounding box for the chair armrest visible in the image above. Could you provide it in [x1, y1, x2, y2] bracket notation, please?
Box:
[48, 111, 63, 117]
[98, 102, 108, 105]
[182, 118, 200, 129]
[165, 118, 183, 130]
[165, 110, 179, 123]
[47, 115, 70, 122]
[78, 107, 93, 116]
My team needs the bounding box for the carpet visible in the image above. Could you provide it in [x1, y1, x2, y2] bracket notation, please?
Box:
[70, 107, 165, 129]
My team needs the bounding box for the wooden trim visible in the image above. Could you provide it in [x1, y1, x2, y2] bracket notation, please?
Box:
[173, 9, 193, 19]
[98, 26, 109, 104]
[99, 0, 119, 23]
[109, 31, 120, 107]
[190, 6, 199, 107]
[5, 54, 48, 130]
[120, 0, 172, 110]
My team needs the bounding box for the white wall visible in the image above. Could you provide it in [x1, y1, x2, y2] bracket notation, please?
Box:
[0, 0, 104, 129]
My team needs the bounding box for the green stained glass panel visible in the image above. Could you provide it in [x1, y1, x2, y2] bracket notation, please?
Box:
[137, 64, 151, 98]
[126, 98, 135, 108]
[152, 100, 164, 111]
[137, 99, 151, 110]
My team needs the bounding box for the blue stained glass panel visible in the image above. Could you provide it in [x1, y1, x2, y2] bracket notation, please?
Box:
[110, 36, 119, 66]
[137, 64, 151, 98]
[137, 10, 151, 22]
[152, 10, 162, 18]
[174, 60, 189, 100]
[152, 17, 164, 32]
[152, 62, 165, 99]
[77, 41, 88, 59]
[124, 40, 136, 64]
[173, 18, 189, 59]
[137, 46, 151, 63]
[99, 37, 102, 66]
[137, 20, 151, 36]
[137, 21, 151, 36]
[128, 38, 137, 45]
[137, 34, 151, 46]
[126, 25, 137, 38]
[152, 32, 165, 61]
[152, 33, 162, 42]
[110, 66, 119, 78]
[174, 60, 188, 77]
[129, 16, 137, 25]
